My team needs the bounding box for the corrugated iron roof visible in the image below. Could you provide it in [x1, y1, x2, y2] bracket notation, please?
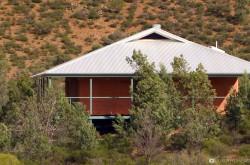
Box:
[34, 27, 250, 77]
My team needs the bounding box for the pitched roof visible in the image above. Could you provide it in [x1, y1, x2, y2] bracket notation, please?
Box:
[34, 26, 250, 77]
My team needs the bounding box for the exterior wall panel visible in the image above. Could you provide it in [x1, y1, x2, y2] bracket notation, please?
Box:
[209, 77, 238, 113]
[67, 77, 131, 116]
[66, 77, 239, 116]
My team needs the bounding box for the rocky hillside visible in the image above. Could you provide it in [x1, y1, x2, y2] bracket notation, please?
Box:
[0, 0, 249, 77]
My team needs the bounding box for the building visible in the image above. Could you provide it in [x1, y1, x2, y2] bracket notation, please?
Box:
[34, 24, 250, 119]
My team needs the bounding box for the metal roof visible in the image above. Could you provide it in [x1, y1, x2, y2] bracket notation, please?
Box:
[34, 27, 250, 77]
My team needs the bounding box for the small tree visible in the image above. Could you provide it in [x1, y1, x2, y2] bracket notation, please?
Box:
[238, 72, 250, 134]
[170, 56, 219, 150]
[127, 50, 173, 130]
[126, 51, 172, 164]
[225, 90, 242, 131]
[0, 123, 11, 152]
[239, 72, 250, 110]
[1, 71, 34, 123]
[171, 56, 216, 110]
[132, 109, 164, 165]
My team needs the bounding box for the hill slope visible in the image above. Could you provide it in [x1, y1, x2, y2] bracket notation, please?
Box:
[0, 0, 249, 77]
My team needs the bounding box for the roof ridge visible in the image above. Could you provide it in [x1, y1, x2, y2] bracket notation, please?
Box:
[34, 27, 189, 77]
[115, 27, 190, 44]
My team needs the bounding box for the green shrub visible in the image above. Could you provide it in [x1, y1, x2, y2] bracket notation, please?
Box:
[40, 9, 64, 22]
[60, 19, 71, 32]
[84, 35, 95, 45]
[84, 0, 104, 7]
[108, 0, 124, 13]
[238, 144, 250, 157]
[88, 9, 100, 19]
[203, 139, 229, 157]
[10, 53, 26, 68]
[89, 135, 134, 165]
[32, 21, 54, 35]
[13, 5, 29, 14]
[170, 133, 187, 150]
[71, 8, 89, 20]
[53, 54, 71, 65]
[15, 34, 28, 42]
[0, 153, 21, 165]
[65, 150, 92, 164]
[0, 123, 11, 151]
[44, 0, 71, 10]
[219, 134, 234, 146]
[165, 150, 210, 165]
[91, 44, 102, 51]
[8, 0, 19, 5]
[4, 41, 22, 52]
[205, 4, 229, 18]
[109, 22, 118, 28]
[64, 44, 82, 55]
[48, 146, 70, 164]
[101, 30, 124, 46]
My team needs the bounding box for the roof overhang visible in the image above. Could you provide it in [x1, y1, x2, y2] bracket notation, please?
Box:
[33, 73, 247, 78]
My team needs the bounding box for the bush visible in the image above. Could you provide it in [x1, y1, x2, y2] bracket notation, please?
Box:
[44, 0, 71, 10]
[32, 21, 54, 35]
[108, 0, 124, 13]
[170, 133, 187, 150]
[65, 150, 92, 164]
[0, 153, 21, 165]
[40, 10, 64, 22]
[91, 44, 102, 51]
[101, 30, 124, 46]
[165, 150, 210, 165]
[53, 54, 71, 65]
[203, 139, 229, 157]
[88, 9, 100, 19]
[238, 144, 250, 157]
[84, 35, 95, 45]
[71, 8, 89, 20]
[205, 4, 229, 17]
[219, 134, 234, 146]
[90, 135, 134, 165]
[0, 123, 11, 151]
[13, 5, 29, 14]
[15, 34, 28, 42]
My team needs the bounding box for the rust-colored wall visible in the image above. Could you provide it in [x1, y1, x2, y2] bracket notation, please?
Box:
[65, 77, 239, 116]
[71, 77, 131, 115]
[65, 78, 79, 102]
[209, 77, 239, 113]
[92, 78, 131, 115]
[78, 78, 90, 112]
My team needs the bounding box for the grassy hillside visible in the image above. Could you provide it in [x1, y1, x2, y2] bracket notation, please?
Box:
[0, 0, 249, 77]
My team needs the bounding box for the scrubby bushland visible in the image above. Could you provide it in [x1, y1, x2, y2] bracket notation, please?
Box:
[0, 71, 99, 163]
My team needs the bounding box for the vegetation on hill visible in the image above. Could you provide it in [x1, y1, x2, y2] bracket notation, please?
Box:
[0, 0, 249, 76]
